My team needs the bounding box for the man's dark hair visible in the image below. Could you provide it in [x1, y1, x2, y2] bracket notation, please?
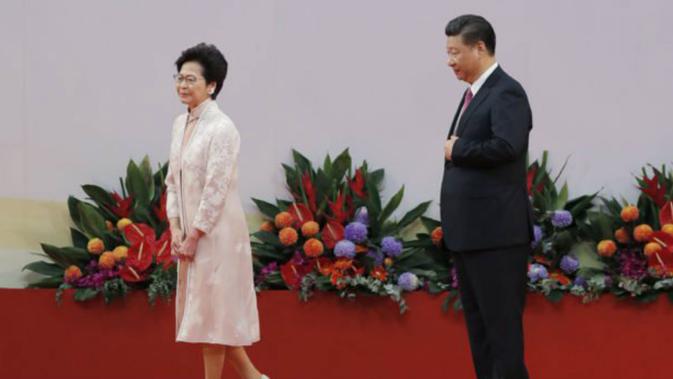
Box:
[445, 15, 496, 55]
[175, 43, 228, 99]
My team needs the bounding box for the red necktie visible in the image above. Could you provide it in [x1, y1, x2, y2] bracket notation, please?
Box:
[462, 88, 474, 112]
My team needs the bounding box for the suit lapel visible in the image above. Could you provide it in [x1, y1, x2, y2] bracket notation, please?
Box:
[455, 66, 504, 136]
[447, 90, 467, 138]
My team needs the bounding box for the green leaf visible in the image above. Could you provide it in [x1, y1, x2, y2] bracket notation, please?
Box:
[252, 198, 281, 219]
[555, 182, 569, 210]
[67, 196, 83, 229]
[26, 276, 64, 288]
[546, 289, 564, 303]
[292, 149, 313, 174]
[140, 156, 156, 201]
[81, 185, 115, 207]
[396, 201, 432, 231]
[332, 149, 351, 181]
[74, 288, 100, 302]
[126, 160, 150, 207]
[420, 216, 441, 232]
[379, 186, 404, 224]
[252, 231, 283, 248]
[77, 202, 107, 237]
[22, 261, 64, 277]
[70, 228, 89, 249]
[40, 244, 79, 268]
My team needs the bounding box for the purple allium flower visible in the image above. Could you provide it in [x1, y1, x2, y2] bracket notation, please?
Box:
[344, 222, 368, 243]
[334, 240, 356, 259]
[528, 263, 549, 283]
[551, 210, 573, 228]
[573, 276, 587, 288]
[367, 249, 384, 266]
[381, 236, 403, 257]
[531, 225, 543, 248]
[398, 272, 419, 291]
[560, 255, 580, 274]
[619, 249, 647, 280]
[354, 207, 369, 225]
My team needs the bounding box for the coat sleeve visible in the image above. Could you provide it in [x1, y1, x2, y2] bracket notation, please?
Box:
[451, 87, 531, 169]
[191, 123, 240, 234]
[165, 122, 180, 220]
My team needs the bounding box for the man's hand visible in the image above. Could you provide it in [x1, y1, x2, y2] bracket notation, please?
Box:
[445, 136, 460, 161]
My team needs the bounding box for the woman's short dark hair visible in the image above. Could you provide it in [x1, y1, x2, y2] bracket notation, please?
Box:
[175, 43, 228, 99]
[445, 15, 496, 55]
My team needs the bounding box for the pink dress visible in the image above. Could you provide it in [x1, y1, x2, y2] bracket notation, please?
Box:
[165, 99, 260, 346]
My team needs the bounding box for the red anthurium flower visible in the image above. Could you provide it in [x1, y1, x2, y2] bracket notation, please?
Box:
[639, 173, 667, 207]
[660, 202, 673, 227]
[155, 230, 173, 269]
[153, 192, 168, 222]
[301, 171, 317, 213]
[348, 169, 366, 198]
[124, 223, 156, 246]
[526, 164, 545, 196]
[288, 203, 314, 229]
[648, 232, 673, 276]
[126, 239, 154, 272]
[119, 264, 147, 283]
[109, 192, 133, 218]
[321, 220, 345, 249]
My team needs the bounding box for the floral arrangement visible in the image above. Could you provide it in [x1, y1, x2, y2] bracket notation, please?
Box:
[250, 149, 448, 313]
[23, 157, 176, 304]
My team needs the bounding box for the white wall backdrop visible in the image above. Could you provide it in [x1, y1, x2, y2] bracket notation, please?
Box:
[2, 0, 673, 218]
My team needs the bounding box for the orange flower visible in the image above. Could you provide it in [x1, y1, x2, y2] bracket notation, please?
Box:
[303, 238, 324, 257]
[550, 272, 571, 286]
[597, 240, 617, 257]
[278, 227, 298, 246]
[274, 212, 294, 229]
[333, 258, 354, 271]
[316, 257, 333, 276]
[98, 252, 116, 269]
[634, 224, 654, 242]
[259, 221, 275, 233]
[112, 246, 128, 262]
[116, 218, 133, 231]
[87, 238, 105, 255]
[64, 265, 82, 282]
[662, 224, 673, 237]
[384, 257, 393, 267]
[644, 242, 663, 257]
[370, 266, 388, 281]
[301, 221, 320, 237]
[431, 227, 444, 247]
[620, 205, 639, 223]
[614, 227, 630, 244]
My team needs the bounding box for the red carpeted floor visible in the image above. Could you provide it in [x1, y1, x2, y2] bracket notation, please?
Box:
[0, 288, 669, 379]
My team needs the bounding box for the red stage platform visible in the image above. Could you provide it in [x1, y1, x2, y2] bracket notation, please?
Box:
[0, 288, 668, 379]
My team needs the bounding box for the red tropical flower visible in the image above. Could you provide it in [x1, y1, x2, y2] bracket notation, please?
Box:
[639, 173, 667, 207]
[155, 229, 173, 269]
[126, 239, 154, 272]
[348, 169, 366, 198]
[321, 220, 345, 249]
[301, 171, 317, 213]
[124, 223, 156, 246]
[648, 232, 673, 276]
[119, 265, 147, 283]
[328, 191, 348, 224]
[526, 164, 545, 196]
[109, 192, 133, 218]
[287, 202, 314, 229]
[660, 201, 673, 227]
[154, 191, 168, 222]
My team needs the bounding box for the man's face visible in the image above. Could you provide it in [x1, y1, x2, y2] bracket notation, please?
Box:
[446, 35, 481, 84]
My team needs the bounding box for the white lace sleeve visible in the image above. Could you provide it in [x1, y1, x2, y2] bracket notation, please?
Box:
[191, 123, 240, 234]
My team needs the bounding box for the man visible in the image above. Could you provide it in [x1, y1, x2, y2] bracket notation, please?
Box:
[440, 15, 534, 379]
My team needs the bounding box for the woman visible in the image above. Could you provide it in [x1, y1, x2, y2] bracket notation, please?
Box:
[165, 43, 269, 379]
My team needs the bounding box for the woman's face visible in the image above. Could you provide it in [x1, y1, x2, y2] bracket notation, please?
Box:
[175, 61, 216, 109]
